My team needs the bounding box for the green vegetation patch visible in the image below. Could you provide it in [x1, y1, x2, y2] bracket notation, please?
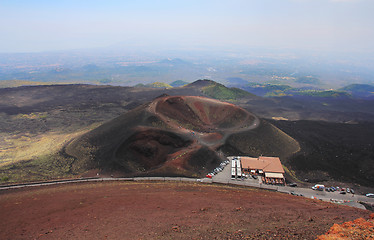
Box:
[0, 80, 59, 88]
[243, 82, 354, 98]
[294, 90, 350, 98]
[0, 153, 77, 184]
[201, 82, 253, 101]
[265, 90, 292, 97]
[134, 82, 173, 89]
[263, 84, 293, 92]
[147, 82, 172, 88]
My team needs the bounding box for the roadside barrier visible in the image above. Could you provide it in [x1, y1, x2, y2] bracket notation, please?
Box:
[0, 176, 205, 191]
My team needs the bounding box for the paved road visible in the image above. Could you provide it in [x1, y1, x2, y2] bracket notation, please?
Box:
[212, 163, 374, 210]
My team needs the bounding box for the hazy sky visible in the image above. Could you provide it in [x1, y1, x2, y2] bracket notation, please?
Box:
[1, 0, 374, 53]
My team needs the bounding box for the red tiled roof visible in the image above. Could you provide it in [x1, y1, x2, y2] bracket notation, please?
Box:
[241, 157, 267, 170]
[240, 156, 284, 173]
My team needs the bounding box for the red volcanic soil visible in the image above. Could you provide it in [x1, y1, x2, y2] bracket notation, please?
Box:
[154, 96, 256, 132]
[317, 214, 374, 239]
[0, 182, 370, 240]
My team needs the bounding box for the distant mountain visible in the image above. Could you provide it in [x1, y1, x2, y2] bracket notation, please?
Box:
[184, 79, 255, 101]
[186, 79, 216, 88]
[170, 80, 189, 87]
[157, 58, 191, 66]
[201, 82, 255, 101]
[340, 84, 374, 99]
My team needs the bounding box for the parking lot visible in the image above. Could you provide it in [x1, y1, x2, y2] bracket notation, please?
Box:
[210, 160, 374, 209]
[212, 162, 260, 184]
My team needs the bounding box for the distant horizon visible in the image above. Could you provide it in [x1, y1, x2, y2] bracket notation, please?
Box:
[0, 42, 372, 56]
[1, 0, 374, 54]
[0, 42, 373, 64]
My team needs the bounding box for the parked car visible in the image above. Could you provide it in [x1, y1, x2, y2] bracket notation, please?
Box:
[312, 184, 325, 191]
[350, 189, 355, 194]
[340, 191, 346, 194]
[288, 183, 297, 187]
[252, 175, 258, 179]
[346, 188, 351, 193]
[366, 193, 374, 198]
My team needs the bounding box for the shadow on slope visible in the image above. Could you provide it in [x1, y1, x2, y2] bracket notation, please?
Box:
[220, 119, 300, 161]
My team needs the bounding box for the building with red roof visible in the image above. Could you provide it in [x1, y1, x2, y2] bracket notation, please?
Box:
[237, 156, 285, 185]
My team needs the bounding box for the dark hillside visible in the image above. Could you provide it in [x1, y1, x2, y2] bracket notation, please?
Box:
[270, 120, 374, 187]
[340, 84, 374, 99]
[220, 119, 300, 161]
[65, 104, 150, 172]
[0, 84, 133, 114]
[245, 96, 374, 122]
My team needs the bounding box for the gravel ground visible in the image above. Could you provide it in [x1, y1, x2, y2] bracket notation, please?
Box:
[0, 181, 370, 240]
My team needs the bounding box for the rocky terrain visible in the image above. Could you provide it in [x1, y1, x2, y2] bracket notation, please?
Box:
[0, 80, 373, 190]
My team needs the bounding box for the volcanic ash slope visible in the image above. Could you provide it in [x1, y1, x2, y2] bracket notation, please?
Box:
[65, 96, 300, 177]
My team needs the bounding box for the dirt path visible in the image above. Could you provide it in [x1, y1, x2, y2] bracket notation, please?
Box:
[0, 181, 370, 240]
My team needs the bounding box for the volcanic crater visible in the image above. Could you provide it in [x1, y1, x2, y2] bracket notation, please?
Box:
[154, 96, 255, 132]
[65, 95, 299, 177]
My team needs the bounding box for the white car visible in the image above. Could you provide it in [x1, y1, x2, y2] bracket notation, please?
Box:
[366, 193, 374, 198]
